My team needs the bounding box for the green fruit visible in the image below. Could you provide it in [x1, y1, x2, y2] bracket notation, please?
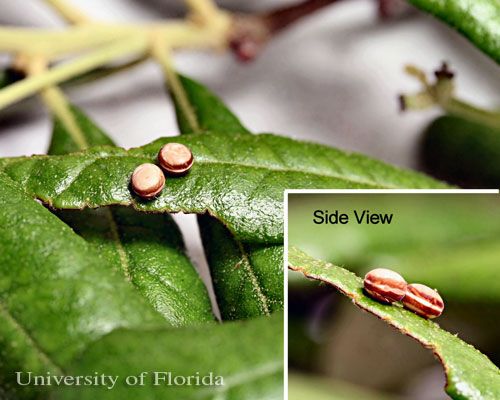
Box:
[420, 115, 500, 188]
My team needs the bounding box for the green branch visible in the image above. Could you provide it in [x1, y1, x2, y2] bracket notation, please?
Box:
[0, 36, 148, 110]
[43, 0, 91, 24]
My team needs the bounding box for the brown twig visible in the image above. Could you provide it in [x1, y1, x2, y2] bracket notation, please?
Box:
[262, 0, 340, 33]
[230, 0, 340, 62]
[228, 0, 416, 62]
[378, 0, 414, 20]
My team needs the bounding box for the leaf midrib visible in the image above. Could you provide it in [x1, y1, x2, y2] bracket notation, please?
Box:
[104, 208, 132, 281]
[5, 152, 405, 190]
[48, 112, 134, 286]
[236, 241, 271, 316]
[196, 360, 283, 398]
[167, 70, 201, 133]
[0, 301, 65, 375]
[288, 247, 500, 399]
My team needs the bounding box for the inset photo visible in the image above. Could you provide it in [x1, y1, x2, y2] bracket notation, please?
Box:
[286, 190, 500, 400]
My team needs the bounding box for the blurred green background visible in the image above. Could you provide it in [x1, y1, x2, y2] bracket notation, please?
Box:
[288, 193, 500, 400]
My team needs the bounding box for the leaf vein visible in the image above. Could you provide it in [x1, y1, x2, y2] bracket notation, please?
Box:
[236, 241, 271, 316]
[198, 360, 282, 397]
[104, 208, 131, 281]
[0, 301, 65, 375]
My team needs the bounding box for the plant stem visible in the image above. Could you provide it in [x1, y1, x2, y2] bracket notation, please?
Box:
[445, 99, 500, 129]
[151, 36, 200, 133]
[229, 0, 340, 61]
[19, 55, 88, 149]
[0, 26, 138, 58]
[0, 15, 231, 56]
[66, 57, 147, 86]
[42, 86, 89, 148]
[43, 0, 90, 24]
[37, 0, 90, 149]
[155, 19, 231, 50]
[0, 36, 148, 110]
[185, 0, 220, 22]
[263, 0, 340, 33]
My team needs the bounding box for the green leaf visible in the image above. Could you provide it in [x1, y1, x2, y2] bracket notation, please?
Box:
[408, 0, 500, 63]
[199, 215, 283, 319]
[288, 247, 500, 400]
[54, 313, 284, 400]
[48, 104, 214, 325]
[48, 104, 114, 155]
[169, 73, 250, 135]
[171, 73, 282, 319]
[0, 132, 448, 244]
[421, 115, 500, 188]
[57, 208, 215, 325]
[0, 172, 165, 399]
[288, 193, 500, 302]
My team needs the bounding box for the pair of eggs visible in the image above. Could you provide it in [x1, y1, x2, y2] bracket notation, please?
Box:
[131, 143, 193, 199]
[364, 268, 444, 319]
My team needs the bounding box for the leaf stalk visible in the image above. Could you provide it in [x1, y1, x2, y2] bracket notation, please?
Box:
[43, 0, 91, 24]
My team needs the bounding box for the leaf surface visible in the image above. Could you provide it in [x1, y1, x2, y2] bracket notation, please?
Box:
[48, 103, 214, 325]
[170, 73, 283, 319]
[48, 104, 114, 155]
[57, 208, 215, 325]
[421, 115, 500, 188]
[170, 74, 250, 135]
[0, 172, 165, 399]
[408, 0, 500, 63]
[199, 215, 284, 319]
[288, 193, 500, 302]
[288, 247, 500, 400]
[0, 132, 448, 244]
[54, 313, 284, 400]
